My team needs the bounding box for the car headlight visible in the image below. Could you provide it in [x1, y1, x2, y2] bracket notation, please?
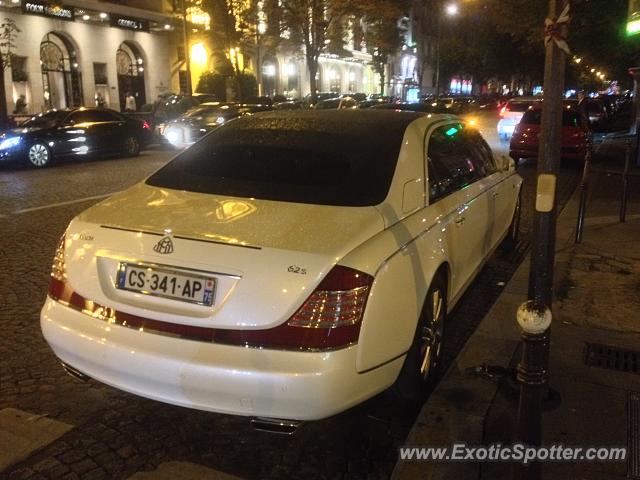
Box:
[0, 136, 21, 150]
[164, 128, 182, 145]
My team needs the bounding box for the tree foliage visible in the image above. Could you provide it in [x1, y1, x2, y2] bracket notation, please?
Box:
[476, 0, 640, 89]
[278, 0, 408, 101]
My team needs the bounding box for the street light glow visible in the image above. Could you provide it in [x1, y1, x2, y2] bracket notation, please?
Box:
[445, 4, 459, 16]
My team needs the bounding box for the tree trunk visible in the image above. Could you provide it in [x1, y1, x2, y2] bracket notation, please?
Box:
[307, 54, 318, 104]
[0, 56, 9, 130]
[379, 69, 385, 96]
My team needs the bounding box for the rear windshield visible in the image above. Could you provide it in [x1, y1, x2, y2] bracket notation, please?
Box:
[521, 110, 582, 127]
[146, 113, 409, 206]
[508, 101, 536, 112]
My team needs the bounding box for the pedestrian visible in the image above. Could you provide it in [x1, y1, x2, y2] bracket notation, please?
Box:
[151, 94, 168, 127]
[95, 92, 106, 108]
[576, 90, 590, 129]
[125, 92, 137, 112]
[13, 94, 27, 114]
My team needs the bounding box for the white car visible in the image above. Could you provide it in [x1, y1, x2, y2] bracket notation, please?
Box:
[497, 98, 541, 141]
[41, 111, 522, 427]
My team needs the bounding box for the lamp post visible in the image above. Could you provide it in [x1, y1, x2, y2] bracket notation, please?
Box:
[181, 0, 192, 97]
[434, 2, 459, 96]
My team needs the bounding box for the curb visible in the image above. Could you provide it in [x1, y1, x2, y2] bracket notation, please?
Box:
[392, 178, 582, 479]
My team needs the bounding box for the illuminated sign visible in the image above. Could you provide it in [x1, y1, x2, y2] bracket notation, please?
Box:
[110, 15, 149, 32]
[22, 1, 74, 21]
[627, 0, 640, 35]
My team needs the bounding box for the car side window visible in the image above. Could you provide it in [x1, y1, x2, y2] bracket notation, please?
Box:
[465, 130, 497, 177]
[66, 110, 119, 125]
[427, 124, 481, 202]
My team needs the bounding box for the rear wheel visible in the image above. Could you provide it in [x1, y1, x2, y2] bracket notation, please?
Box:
[27, 143, 52, 168]
[501, 190, 521, 251]
[122, 136, 140, 157]
[392, 275, 447, 402]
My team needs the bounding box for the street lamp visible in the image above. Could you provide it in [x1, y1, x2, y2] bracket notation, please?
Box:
[445, 3, 459, 16]
[435, 3, 460, 95]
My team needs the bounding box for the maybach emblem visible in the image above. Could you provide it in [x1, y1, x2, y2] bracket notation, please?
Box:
[153, 236, 174, 254]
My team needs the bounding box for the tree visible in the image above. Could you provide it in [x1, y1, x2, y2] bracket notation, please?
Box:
[200, 0, 260, 101]
[363, 0, 409, 95]
[279, 0, 332, 104]
[0, 18, 20, 128]
[279, 0, 407, 102]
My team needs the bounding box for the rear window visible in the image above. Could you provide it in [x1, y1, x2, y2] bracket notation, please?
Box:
[508, 101, 536, 112]
[146, 113, 410, 206]
[521, 110, 582, 127]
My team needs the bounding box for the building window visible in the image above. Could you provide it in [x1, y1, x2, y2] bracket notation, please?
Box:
[179, 70, 188, 94]
[11, 55, 28, 82]
[93, 62, 108, 85]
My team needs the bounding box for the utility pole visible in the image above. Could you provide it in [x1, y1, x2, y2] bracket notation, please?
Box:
[181, 0, 193, 96]
[514, 1, 569, 479]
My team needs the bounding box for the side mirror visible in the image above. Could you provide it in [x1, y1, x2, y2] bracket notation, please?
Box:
[497, 154, 515, 172]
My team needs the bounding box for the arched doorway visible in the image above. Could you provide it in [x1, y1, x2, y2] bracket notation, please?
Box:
[285, 60, 299, 98]
[261, 56, 278, 97]
[40, 32, 82, 109]
[328, 67, 341, 93]
[116, 41, 146, 112]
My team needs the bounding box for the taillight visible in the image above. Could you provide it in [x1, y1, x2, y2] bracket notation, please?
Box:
[142, 121, 150, 130]
[50, 234, 66, 283]
[500, 105, 508, 117]
[215, 265, 374, 351]
[48, 234, 67, 299]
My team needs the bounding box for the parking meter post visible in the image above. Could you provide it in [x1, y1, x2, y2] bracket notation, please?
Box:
[621, 140, 631, 223]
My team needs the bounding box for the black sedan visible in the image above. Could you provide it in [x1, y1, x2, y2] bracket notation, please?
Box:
[0, 107, 152, 168]
[159, 102, 272, 149]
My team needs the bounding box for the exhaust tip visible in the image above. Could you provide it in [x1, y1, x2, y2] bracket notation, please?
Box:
[61, 362, 91, 382]
[250, 417, 302, 435]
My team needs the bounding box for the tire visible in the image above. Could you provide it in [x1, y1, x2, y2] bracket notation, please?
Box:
[392, 274, 447, 402]
[27, 142, 52, 168]
[501, 189, 522, 252]
[122, 136, 140, 157]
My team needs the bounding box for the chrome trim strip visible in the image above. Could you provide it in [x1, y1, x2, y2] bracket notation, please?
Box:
[358, 350, 408, 374]
[100, 225, 262, 250]
[375, 175, 515, 276]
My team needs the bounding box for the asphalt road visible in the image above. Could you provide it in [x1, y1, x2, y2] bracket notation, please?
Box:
[0, 113, 582, 480]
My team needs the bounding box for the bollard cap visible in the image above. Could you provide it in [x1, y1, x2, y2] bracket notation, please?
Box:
[517, 300, 552, 334]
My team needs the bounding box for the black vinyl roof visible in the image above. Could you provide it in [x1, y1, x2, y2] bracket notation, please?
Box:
[222, 109, 425, 138]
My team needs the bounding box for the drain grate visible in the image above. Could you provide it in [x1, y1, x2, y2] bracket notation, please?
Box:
[629, 392, 640, 479]
[583, 343, 640, 374]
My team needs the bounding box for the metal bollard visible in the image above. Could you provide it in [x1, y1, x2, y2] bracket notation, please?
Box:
[621, 140, 631, 223]
[513, 301, 552, 480]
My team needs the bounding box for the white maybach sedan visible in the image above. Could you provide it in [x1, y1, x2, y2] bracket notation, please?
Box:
[41, 110, 522, 427]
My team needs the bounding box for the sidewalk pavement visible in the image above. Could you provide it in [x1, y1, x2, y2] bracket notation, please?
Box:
[393, 157, 640, 479]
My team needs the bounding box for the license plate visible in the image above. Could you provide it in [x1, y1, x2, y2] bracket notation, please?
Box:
[116, 263, 216, 306]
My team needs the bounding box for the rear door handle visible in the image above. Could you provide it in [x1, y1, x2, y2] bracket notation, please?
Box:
[492, 191, 500, 198]
[454, 217, 466, 226]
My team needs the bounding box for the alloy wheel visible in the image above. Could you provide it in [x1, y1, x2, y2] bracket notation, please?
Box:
[28, 144, 50, 167]
[419, 287, 445, 382]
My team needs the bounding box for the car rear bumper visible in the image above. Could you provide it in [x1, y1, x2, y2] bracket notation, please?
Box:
[41, 297, 402, 420]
